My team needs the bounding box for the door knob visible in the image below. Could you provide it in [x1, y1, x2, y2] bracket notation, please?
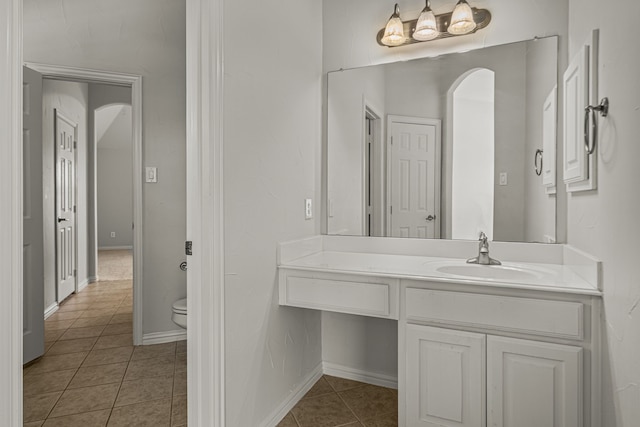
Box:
[57, 217, 67, 223]
[426, 215, 436, 221]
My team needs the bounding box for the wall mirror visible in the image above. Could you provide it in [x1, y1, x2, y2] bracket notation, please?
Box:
[327, 36, 558, 243]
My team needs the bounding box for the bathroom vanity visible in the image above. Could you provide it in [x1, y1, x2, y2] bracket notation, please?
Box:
[278, 236, 601, 427]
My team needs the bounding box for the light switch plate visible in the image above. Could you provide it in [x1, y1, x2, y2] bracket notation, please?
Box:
[499, 172, 508, 186]
[145, 167, 158, 183]
[305, 198, 313, 220]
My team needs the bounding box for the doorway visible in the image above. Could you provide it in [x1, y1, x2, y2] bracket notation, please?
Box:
[24, 63, 144, 350]
[95, 101, 134, 282]
[449, 68, 495, 240]
[364, 107, 384, 237]
[3, 0, 225, 424]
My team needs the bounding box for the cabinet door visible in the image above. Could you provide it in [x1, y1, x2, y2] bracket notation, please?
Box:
[562, 45, 589, 185]
[406, 325, 485, 427]
[542, 86, 557, 192]
[487, 336, 582, 427]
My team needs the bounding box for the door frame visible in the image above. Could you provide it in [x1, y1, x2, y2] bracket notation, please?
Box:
[2, 0, 225, 424]
[27, 63, 144, 346]
[386, 115, 442, 238]
[362, 100, 384, 237]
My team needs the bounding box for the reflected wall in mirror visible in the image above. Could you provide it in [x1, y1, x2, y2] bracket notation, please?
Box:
[327, 36, 558, 243]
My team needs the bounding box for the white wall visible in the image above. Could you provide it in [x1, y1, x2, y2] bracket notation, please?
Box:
[327, 66, 386, 235]
[322, 0, 569, 385]
[96, 104, 133, 249]
[24, 0, 187, 335]
[223, 0, 323, 424]
[566, 1, 640, 425]
[42, 80, 88, 308]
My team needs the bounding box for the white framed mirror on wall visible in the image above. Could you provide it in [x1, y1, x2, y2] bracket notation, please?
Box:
[327, 35, 558, 243]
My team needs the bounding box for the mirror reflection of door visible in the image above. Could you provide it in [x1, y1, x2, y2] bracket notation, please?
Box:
[450, 69, 495, 240]
[364, 108, 384, 237]
[388, 116, 441, 238]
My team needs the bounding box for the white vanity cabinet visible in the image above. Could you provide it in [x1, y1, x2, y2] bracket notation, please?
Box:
[277, 238, 602, 427]
[404, 325, 583, 427]
[487, 336, 582, 427]
[405, 325, 486, 427]
[400, 282, 599, 427]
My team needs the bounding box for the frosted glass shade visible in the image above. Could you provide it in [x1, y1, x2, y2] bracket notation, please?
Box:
[448, 0, 477, 35]
[381, 4, 405, 46]
[413, 7, 438, 41]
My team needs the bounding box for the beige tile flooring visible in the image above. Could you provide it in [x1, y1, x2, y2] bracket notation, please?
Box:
[278, 375, 398, 427]
[23, 278, 187, 426]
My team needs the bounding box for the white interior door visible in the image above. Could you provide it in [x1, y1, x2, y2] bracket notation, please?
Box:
[23, 66, 45, 364]
[55, 110, 77, 301]
[389, 117, 440, 238]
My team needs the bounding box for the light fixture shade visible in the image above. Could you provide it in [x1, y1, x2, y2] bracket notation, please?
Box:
[448, 0, 477, 35]
[381, 4, 405, 46]
[413, 2, 438, 41]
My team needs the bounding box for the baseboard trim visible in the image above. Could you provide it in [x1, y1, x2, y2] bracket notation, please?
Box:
[142, 330, 187, 345]
[88, 276, 99, 284]
[77, 278, 91, 292]
[322, 362, 398, 389]
[44, 303, 59, 320]
[98, 246, 133, 251]
[261, 362, 324, 427]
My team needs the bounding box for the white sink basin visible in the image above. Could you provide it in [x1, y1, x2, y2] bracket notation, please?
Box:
[435, 264, 545, 281]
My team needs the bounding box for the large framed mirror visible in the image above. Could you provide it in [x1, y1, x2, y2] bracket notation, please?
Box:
[327, 36, 558, 243]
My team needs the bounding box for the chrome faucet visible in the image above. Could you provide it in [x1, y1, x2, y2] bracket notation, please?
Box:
[466, 231, 501, 265]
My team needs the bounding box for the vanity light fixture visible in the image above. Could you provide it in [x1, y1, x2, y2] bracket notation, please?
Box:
[377, 0, 491, 47]
[381, 4, 406, 47]
[413, 1, 439, 41]
[448, 0, 477, 35]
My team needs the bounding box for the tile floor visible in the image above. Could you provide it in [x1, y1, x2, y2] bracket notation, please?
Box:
[278, 375, 398, 427]
[23, 278, 187, 426]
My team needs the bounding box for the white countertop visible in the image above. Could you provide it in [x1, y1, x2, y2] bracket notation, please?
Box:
[280, 250, 601, 296]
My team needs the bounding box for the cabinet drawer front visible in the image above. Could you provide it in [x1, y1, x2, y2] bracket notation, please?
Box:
[405, 289, 583, 340]
[285, 275, 396, 319]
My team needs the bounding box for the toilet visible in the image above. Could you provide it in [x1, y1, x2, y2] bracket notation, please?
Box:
[172, 298, 187, 329]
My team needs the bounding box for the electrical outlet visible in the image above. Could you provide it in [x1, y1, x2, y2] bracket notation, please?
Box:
[305, 198, 313, 220]
[499, 172, 508, 186]
[110, 232, 116, 238]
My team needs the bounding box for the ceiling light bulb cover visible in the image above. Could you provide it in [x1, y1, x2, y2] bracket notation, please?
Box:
[381, 3, 406, 46]
[413, 1, 439, 41]
[448, 0, 477, 35]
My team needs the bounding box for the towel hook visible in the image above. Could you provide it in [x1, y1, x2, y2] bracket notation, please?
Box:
[534, 149, 543, 176]
[584, 97, 609, 155]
